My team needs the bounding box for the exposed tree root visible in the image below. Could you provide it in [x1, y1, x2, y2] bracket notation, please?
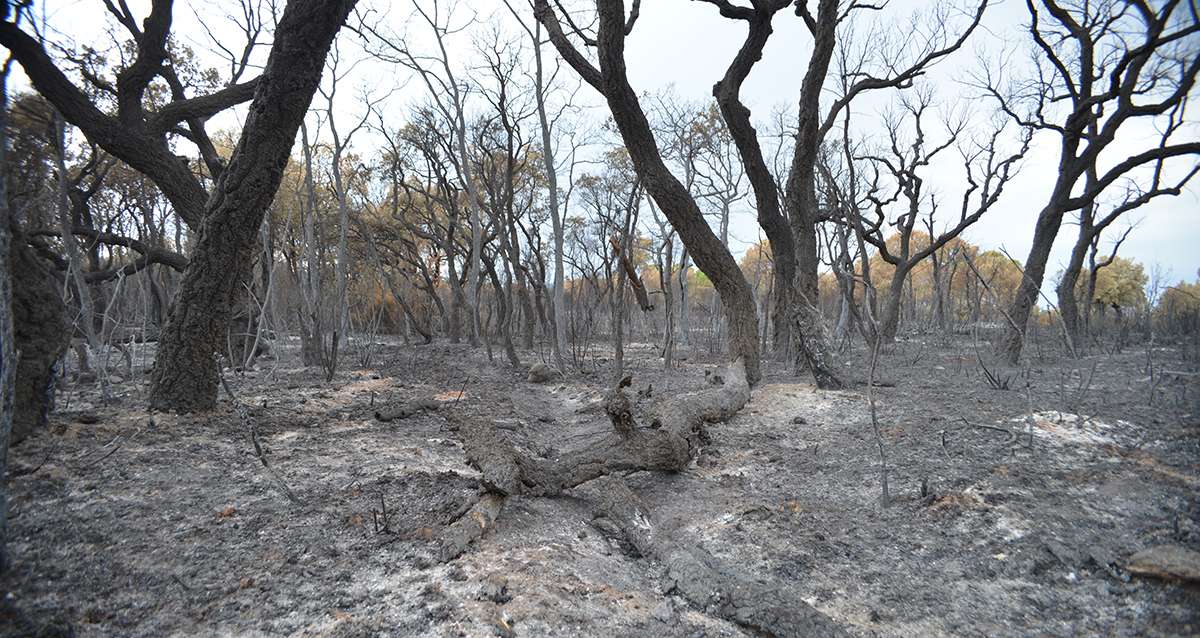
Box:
[588, 476, 845, 637]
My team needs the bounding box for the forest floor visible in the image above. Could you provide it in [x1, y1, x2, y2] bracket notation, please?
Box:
[1, 333, 1198, 637]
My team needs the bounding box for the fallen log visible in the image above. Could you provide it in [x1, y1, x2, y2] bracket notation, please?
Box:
[457, 359, 750, 496]
[447, 414, 524, 496]
[437, 494, 506, 563]
[436, 359, 842, 633]
[374, 397, 442, 422]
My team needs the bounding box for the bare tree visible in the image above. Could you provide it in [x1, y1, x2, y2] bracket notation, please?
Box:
[366, 0, 486, 346]
[857, 89, 1029, 341]
[536, 0, 763, 383]
[696, 0, 986, 386]
[318, 39, 382, 373]
[1055, 109, 1199, 351]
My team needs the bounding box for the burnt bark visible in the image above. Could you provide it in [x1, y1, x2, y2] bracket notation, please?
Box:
[783, 0, 842, 386]
[149, 0, 358, 411]
[9, 231, 68, 444]
[0, 63, 14, 571]
[704, 0, 840, 386]
[708, 2, 795, 357]
[998, 198, 1065, 362]
[1056, 192, 1098, 352]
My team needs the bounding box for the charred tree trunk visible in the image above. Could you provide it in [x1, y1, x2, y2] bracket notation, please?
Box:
[609, 235, 653, 312]
[458, 359, 750, 496]
[999, 199, 1065, 363]
[446, 240, 464, 344]
[149, 0, 358, 411]
[930, 250, 947, 332]
[483, 253, 521, 368]
[0, 68, 13, 571]
[677, 248, 691, 348]
[879, 268, 908, 342]
[707, 2, 796, 360]
[1057, 165, 1108, 353]
[1056, 217, 1092, 353]
[707, 0, 838, 383]
[529, 20, 570, 374]
[783, 0, 842, 388]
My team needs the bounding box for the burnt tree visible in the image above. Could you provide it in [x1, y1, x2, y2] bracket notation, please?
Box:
[697, 0, 985, 386]
[858, 90, 1029, 341]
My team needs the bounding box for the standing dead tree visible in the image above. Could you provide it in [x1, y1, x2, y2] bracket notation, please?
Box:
[648, 198, 679, 368]
[318, 40, 383, 374]
[364, 0, 486, 347]
[501, 0, 578, 373]
[475, 31, 539, 354]
[1055, 110, 1199, 352]
[535, 0, 763, 384]
[982, 0, 1200, 363]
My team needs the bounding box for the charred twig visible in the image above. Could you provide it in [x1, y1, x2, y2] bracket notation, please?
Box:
[957, 416, 1017, 446]
[975, 339, 1013, 390]
[450, 376, 470, 411]
[372, 492, 392, 534]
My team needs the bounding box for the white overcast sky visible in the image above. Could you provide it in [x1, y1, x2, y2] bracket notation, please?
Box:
[19, 0, 1200, 292]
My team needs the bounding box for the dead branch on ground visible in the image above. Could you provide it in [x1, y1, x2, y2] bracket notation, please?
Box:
[440, 358, 843, 636]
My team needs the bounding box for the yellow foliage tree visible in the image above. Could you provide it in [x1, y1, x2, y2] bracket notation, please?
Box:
[1089, 257, 1147, 311]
